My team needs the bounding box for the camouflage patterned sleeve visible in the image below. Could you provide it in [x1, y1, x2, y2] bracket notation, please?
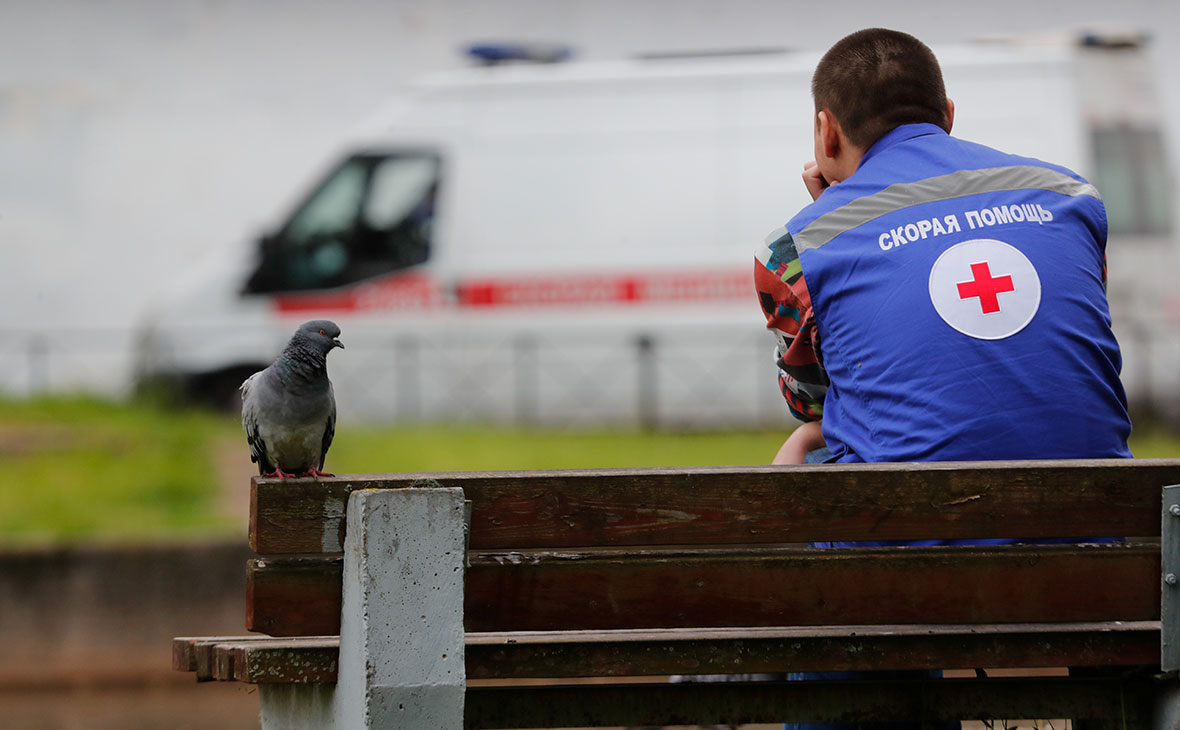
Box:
[754, 227, 829, 422]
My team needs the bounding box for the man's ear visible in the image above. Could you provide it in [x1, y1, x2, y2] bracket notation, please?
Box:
[818, 109, 842, 160]
[945, 98, 955, 133]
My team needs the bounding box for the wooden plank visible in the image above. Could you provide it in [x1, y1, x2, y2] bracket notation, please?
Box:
[464, 621, 1163, 678]
[220, 638, 339, 683]
[172, 635, 272, 673]
[249, 460, 1180, 554]
[185, 622, 1162, 684]
[463, 676, 1154, 728]
[246, 557, 342, 637]
[176, 636, 337, 682]
[246, 543, 1160, 636]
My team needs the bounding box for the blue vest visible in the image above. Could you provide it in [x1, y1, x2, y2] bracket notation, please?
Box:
[787, 124, 1131, 463]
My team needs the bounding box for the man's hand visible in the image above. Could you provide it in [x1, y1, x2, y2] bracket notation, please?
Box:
[802, 160, 840, 201]
[803, 160, 831, 201]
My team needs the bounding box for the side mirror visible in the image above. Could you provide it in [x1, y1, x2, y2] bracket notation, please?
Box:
[258, 232, 279, 261]
[244, 232, 281, 295]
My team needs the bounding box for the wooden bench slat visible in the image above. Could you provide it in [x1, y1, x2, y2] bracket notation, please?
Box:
[173, 635, 251, 675]
[246, 557, 342, 638]
[196, 621, 1161, 683]
[250, 460, 1180, 554]
[246, 543, 1160, 636]
[465, 621, 1162, 677]
[463, 675, 1155, 728]
[225, 638, 339, 683]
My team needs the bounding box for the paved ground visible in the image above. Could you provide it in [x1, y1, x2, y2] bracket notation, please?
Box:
[0, 677, 260, 730]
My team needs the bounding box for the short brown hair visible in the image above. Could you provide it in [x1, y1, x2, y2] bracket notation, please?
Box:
[812, 28, 949, 149]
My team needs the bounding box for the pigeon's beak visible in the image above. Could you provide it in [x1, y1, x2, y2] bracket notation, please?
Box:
[333, 338, 345, 350]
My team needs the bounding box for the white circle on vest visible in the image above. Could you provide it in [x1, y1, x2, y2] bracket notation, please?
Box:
[928, 238, 1041, 340]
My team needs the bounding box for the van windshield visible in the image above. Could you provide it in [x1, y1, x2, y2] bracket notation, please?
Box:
[246, 151, 440, 293]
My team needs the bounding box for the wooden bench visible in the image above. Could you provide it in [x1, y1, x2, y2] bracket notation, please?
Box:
[175, 459, 1180, 728]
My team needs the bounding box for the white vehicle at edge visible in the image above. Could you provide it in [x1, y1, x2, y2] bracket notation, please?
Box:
[135, 33, 1176, 426]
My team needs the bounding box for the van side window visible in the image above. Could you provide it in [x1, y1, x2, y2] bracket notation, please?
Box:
[246, 152, 440, 293]
[1090, 127, 1172, 237]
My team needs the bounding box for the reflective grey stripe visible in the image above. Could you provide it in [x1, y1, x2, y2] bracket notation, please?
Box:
[793, 165, 1102, 252]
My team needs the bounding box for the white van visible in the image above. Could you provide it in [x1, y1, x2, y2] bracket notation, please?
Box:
[134, 34, 1176, 426]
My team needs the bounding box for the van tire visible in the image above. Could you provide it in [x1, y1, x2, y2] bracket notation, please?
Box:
[185, 365, 268, 412]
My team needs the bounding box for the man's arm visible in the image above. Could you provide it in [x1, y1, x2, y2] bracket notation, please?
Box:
[772, 420, 826, 464]
[755, 228, 829, 422]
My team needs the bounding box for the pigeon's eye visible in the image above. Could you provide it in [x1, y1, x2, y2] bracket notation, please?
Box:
[319, 329, 326, 336]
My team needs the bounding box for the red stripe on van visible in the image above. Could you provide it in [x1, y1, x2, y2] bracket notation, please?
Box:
[273, 273, 443, 313]
[456, 270, 750, 307]
[273, 269, 749, 313]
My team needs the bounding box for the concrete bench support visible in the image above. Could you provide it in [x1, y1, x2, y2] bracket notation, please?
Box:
[260, 487, 467, 729]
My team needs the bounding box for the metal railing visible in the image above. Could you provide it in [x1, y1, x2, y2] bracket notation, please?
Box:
[5, 324, 1180, 429]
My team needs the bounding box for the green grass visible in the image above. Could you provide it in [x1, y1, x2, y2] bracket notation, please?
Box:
[0, 395, 789, 544]
[1, 394, 1178, 544]
[0, 396, 236, 544]
[1122, 427, 1180, 459]
[330, 425, 787, 472]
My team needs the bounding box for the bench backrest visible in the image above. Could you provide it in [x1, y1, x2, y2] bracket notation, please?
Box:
[247, 459, 1180, 640]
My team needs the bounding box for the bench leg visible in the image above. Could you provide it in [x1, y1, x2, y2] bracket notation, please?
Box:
[259, 684, 337, 729]
[336, 487, 467, 729]
[258, 487, 468, 730]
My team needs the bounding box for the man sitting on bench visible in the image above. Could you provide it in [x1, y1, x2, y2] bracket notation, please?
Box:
[754, 27, 1133, 730]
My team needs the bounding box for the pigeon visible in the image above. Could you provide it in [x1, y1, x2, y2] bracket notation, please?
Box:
[241, 320, 344, 479]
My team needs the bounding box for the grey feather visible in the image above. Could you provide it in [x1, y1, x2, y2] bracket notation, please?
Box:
[241, 320, 343, 478]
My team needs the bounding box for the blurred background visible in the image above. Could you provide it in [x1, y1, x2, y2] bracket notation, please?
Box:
[3, 0, 1180, 727]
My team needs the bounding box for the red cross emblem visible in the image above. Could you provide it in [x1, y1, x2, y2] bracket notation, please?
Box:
[956, 261, 1014, 315]
[930, 239, 1040, 340]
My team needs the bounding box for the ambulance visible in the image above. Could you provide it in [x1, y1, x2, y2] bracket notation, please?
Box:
[133, 32, 1175, 426]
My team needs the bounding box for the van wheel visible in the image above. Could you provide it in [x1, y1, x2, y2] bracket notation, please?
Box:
[185, 365, 269, 412]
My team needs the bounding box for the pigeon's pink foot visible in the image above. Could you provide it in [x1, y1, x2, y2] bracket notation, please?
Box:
[263, 467, 299, 479]
[302, 467, 335, 479]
